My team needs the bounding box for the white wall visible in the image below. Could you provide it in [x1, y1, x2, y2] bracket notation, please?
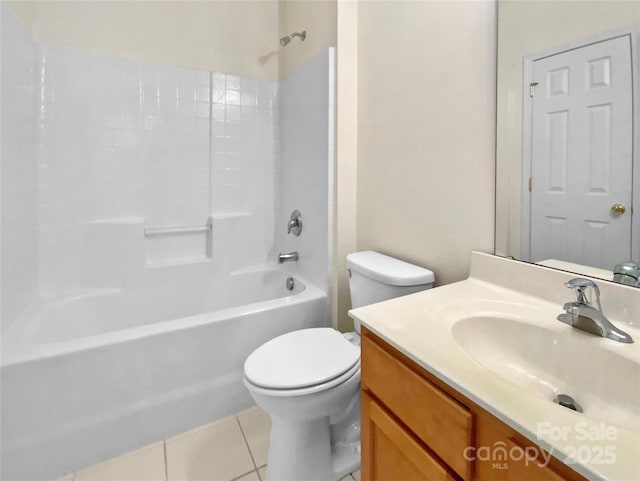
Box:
[3, 1, 341, 326]
[356, 1, 497, 286]
[210, 74, 279, 272]
[1, 5, 279, 315]
[36, 48, 212, 292]
[1, 5, 40, 332]
[277, 49, 334, 312]
[278, 0, 341, 325]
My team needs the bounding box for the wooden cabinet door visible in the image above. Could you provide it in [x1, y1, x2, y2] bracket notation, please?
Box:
[361, 334, 473, 480]
[361, 393, 456, 481]
[474, 411, 579, 481]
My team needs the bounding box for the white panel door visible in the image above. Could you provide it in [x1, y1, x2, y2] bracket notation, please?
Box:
[529, 35, 633, 269]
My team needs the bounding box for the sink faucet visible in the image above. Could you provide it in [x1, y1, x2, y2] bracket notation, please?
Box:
[278, 251, 299, 263]
[557, 278, 634, 343]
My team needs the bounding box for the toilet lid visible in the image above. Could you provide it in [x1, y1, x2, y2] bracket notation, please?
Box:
[244, 328, 360, 390]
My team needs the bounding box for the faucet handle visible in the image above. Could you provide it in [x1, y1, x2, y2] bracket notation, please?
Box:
[287, 210, 303, 236]
[613, 261, 640, 286]
[565, 278, 601, 310]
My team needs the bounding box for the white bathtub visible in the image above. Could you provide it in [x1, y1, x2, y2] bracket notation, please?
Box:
[1, 265, 329, 481]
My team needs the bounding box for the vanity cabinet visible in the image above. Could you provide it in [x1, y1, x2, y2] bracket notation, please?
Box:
[360, 327, 588, 481]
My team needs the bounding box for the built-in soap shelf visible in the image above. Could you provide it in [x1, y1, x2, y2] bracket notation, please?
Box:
[144, 216, 213, 266]
[82, 214, 262, 273]
[144, 217, 213, 237]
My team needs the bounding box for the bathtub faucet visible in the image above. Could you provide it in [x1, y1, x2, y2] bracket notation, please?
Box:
[278, 251, 299, 263]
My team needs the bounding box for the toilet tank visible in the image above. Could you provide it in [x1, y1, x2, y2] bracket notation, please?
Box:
[347, 251, 435, 332]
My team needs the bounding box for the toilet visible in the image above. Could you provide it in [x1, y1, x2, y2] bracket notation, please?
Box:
[243, 251, 435, 481]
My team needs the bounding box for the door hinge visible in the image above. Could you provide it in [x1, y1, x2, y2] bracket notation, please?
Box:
[528, 177, 532, 192]
[529, 82, 539, 97]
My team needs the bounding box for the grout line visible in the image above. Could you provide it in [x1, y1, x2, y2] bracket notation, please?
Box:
[229, 468, 259, 481]
[235, 415, 259, 470]
[163, 440, 168, 481]
[208, 71, 213, 221]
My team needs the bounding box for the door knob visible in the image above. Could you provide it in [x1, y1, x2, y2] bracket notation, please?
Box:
[611, 203, 626, 215]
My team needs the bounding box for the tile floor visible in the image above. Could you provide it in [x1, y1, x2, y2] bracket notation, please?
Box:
[55, 406, 361, 481]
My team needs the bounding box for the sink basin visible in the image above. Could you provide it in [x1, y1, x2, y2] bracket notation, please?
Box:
[351, 253, 640, 481]
[452, 315, 640, 434]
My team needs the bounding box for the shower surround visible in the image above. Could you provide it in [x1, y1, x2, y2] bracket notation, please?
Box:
[1, 7, 334, 480]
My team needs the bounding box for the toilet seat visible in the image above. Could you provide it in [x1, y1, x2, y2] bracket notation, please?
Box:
[244, 328, 360, 395]
[244, 359, 360, 397]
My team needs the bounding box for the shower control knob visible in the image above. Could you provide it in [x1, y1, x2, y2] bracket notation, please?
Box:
[287, 210, 303, 236]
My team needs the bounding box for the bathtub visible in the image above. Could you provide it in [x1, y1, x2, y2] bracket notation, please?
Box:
[1, 265, 329, 481]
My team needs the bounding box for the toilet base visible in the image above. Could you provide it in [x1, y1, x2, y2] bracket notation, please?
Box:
[331, 439, 361, 480]
[265, 415, 360, 481]
[243, 331, 362, 481]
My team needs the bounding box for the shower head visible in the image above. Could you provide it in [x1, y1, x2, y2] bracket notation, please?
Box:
[279, 36, 291, 47]
[279, 30, 306, 47]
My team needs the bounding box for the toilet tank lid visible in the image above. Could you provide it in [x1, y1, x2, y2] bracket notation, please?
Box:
[346, 251, 435, 286]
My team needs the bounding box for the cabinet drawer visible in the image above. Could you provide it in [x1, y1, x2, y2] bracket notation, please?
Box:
[363, 393, 456, 481]
[362, 335, 473, 480]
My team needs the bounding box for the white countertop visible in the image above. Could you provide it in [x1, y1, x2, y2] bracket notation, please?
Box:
[349, 252, 640, 481]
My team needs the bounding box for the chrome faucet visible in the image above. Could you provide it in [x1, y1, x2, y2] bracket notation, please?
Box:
[557, 278, 634, 343]
[278, 251, 299, 263]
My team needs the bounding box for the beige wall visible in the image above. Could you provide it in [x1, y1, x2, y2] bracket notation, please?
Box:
[356, 1, 496, 287]
[496, 0, 640, 259]
[279, 1, 337, 79]
[5, 1, 280, 80]
[335, 0, 358, 332]
[5, 0, 341, 81]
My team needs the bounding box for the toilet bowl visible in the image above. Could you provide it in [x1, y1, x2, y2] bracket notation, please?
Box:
[243, 251, 434, 481]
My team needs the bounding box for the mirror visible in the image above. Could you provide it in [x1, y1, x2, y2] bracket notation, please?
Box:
[495, 0, 640, 285]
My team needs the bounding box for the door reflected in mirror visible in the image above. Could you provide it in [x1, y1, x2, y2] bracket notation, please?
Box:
[495, 0, 640, 285]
